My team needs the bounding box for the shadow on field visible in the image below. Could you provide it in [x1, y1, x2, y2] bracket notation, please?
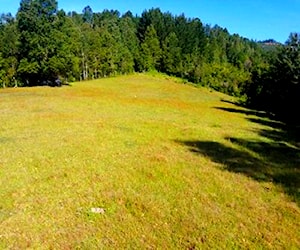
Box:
[248, 118, 300, 149]
[214, 106, 271, 119]
[178, 139, 300, 205]
[177, 105, 300, 205]
[215, 105, 300, 148]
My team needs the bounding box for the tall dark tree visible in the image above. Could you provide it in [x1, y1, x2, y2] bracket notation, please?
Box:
[161, 32, 182, 75]
[17, 0, 60, 85]
[205, 25, 229, 63]
[0, 14, 18, 87]
[138, 25, 162, 71]
[82, 5, 93, 25]
[0, 53, 6, 88]
[119, 15, 138, 73]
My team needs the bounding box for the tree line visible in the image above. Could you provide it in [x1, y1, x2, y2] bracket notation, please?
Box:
[0, 0, 299, 122]
[245, 33, 300, 123]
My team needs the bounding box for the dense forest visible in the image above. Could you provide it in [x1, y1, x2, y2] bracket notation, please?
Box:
[0, 0, 299, 122]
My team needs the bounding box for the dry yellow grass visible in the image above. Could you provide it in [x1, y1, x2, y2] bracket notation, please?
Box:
[0, 73, 299, 249]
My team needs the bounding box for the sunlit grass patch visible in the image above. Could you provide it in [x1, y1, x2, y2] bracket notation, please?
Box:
[0, 73, 299, 248]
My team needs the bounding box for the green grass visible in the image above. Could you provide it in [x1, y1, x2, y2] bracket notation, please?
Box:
[0, 73, 299, 249]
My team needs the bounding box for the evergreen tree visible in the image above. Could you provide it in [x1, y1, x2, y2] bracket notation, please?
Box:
[119, 15, 139, 72]
[0, 53, 6, 88]
[161, 32, 182, 75]
[17, 0, 61, 85]
[82, 5, 93, 25]
[0, 14, 18, 86]
[139, 25, 162, 71]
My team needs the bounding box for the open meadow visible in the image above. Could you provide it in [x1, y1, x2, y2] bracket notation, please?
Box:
[0, 74, 299, 249]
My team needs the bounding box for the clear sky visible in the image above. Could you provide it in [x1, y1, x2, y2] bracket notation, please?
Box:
[1, 0, 299, 43]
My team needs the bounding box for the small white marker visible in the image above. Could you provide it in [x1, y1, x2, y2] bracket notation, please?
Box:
[91, 207, 105, 214]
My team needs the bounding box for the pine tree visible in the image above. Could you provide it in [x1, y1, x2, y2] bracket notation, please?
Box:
[0, 14, 18, 86]
[17, 0, 60, 85]
[161, 32, 182, 75]
[139, 25, 162, 71]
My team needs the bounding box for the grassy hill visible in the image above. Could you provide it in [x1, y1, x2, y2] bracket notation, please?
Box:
[0, 74, 299, 249]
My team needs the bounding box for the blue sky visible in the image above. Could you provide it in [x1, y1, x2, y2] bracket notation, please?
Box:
[1, 0, 299, 43]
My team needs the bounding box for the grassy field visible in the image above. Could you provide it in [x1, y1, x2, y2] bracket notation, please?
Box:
[0, 73, 299, 249]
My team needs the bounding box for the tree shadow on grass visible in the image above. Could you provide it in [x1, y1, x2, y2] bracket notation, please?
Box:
[177, 104, 300, 205]
[247, 117, 286, 130]
[178, 140, 267, 180]
[214, 106, 272, 119]
[247, 117, 300, 149]
[177, 139, 300, 205]
[215, 104, 300, 146]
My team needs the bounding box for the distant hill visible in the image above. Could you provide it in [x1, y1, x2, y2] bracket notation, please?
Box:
[257, 39, 281, 51]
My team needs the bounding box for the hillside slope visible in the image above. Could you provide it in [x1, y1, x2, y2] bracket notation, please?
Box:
[0, 74, 299, 248]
